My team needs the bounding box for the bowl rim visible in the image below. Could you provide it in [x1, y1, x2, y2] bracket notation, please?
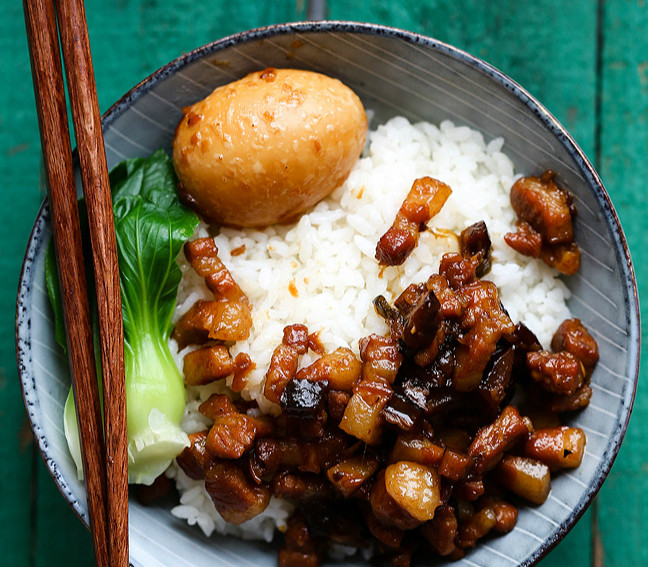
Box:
[16, 20, 641, 567]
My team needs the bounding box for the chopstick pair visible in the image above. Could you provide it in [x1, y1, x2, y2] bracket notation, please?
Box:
[23, 0, 128, 565]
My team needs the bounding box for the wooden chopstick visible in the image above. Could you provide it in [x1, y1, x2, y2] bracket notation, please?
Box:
[53, 0, 129, 564]
[23, 0, 128, 565]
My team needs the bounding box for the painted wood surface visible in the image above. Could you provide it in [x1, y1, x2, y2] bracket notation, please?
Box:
[0, 0, 645, 565]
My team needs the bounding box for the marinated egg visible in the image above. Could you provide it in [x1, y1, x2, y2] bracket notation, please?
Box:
[173, 68, 367, 227]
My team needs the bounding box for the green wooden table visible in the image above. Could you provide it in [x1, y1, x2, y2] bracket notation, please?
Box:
[1, 0, 645, 565]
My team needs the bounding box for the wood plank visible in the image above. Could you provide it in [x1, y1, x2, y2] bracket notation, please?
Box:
[7, 1, 644, 567]
[33, 457, 95, 567]
[0, 0, 47, 564]
[596, 1, 648, 565]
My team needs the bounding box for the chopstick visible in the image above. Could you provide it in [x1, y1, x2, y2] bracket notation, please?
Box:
[23, 0, 128, 566]
[53, 0, 129, 563]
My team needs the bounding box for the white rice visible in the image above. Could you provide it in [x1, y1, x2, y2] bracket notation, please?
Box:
[167, 117, 571, 541]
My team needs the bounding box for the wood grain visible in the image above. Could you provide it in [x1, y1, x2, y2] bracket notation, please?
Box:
[595, 1, 648, 565]
[22, 0, 110, 565]
[54, 0, 128, 564]
[2, 0, 646, 566]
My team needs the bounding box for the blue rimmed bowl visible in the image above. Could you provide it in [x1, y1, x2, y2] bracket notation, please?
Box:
[16, 21, 639, 567]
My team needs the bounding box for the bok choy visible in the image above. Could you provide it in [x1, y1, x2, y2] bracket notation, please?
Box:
[47, 149, 199, 485]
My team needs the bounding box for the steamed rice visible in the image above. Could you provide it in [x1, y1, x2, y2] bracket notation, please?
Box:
[167, 116, 571, 541]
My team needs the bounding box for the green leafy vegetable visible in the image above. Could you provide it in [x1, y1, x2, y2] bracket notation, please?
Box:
[47, 149, 200, 485]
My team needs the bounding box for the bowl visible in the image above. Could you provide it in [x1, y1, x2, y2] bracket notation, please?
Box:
[16, 21, 640, 567]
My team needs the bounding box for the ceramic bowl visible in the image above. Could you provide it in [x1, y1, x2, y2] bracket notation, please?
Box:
[16, 21, 640, 567]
